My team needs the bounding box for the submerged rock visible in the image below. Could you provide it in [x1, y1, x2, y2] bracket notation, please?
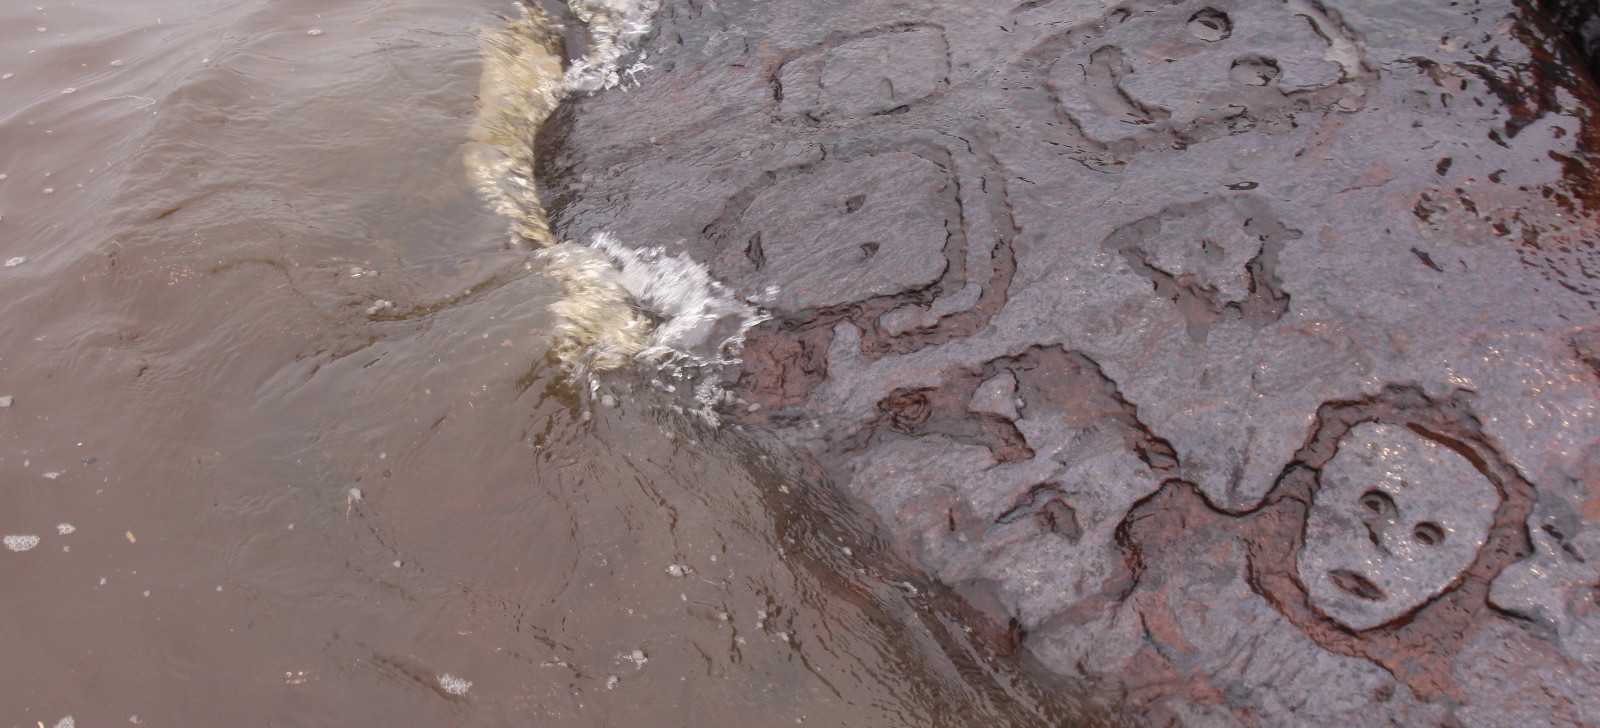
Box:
[539, 0, 1600, 723]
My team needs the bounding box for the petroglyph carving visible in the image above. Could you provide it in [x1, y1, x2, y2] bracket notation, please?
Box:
[776, 25, 950, 122]
[1298, 423, 1500, 630]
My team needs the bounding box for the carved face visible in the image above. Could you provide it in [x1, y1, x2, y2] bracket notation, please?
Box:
[1297, 423, 1500, 630]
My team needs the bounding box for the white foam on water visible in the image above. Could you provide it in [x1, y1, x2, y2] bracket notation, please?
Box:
[5, 534, 40, 552]
[563, 0, 662, 92]
[539, 235, 764, 380]
[470, 5, 765, 411]
[438, 673, 473, 696]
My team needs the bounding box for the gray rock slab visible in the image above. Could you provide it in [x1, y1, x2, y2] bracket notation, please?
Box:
[541, 0, 1600, 722]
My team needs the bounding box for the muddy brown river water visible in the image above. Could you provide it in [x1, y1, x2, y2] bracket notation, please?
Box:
[0, 1, 1123, 725]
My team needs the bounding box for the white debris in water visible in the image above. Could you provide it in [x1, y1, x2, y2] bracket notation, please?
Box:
[5, 257, 26, 267]
[43, 471, 61, 479]
[438, 673, 472, 696]
[621, 649, 647, 668]
[348, 487, 361, 501]
[364, 300, 394, 316]
[56, 523, 74, 535]
[53, 716, 74, 728]
[306, 28, 323, 36]
[606, 674, 619, 689]
[563, 0, 662, 92]
[109, 59, 124, 67]
[5, 535, 40, 552]
[0, 396, 12, 407]
[665, 564, 686, 577]
[540, 233, 766, 399]
[61, 87, 75, 94]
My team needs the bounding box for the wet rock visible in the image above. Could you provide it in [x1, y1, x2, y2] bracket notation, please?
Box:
[1538, 0, 1600, 81]
[540, 0, 1600, 722]
[710, 152, 952, 312]
[777, 25, 949, 121]
[1299, 423, 1499, 631]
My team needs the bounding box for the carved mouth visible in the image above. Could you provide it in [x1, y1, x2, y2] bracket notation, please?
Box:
[1328, 569, 1386, 601]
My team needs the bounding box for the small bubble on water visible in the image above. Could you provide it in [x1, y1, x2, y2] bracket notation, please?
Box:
[57, 523, 74, 535]
[42, 187, 54, 194]
[142, 590, 149, 597]
[307, 28, 324, 36]
[4, 534, 40, 552]
[438, 673, 472, 695]
[36, 27, 46, 32]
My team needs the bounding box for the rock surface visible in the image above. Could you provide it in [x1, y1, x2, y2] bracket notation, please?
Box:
[539, 0, 1600, 723]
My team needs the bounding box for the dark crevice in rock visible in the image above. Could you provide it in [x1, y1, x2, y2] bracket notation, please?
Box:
[1533, 0, 1600, 82]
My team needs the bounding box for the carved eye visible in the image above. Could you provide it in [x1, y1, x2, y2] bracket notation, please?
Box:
[1413, 522, 1444, 546]
[1186, 9, 1232, 42]
[1359, 490, 1395, 517]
